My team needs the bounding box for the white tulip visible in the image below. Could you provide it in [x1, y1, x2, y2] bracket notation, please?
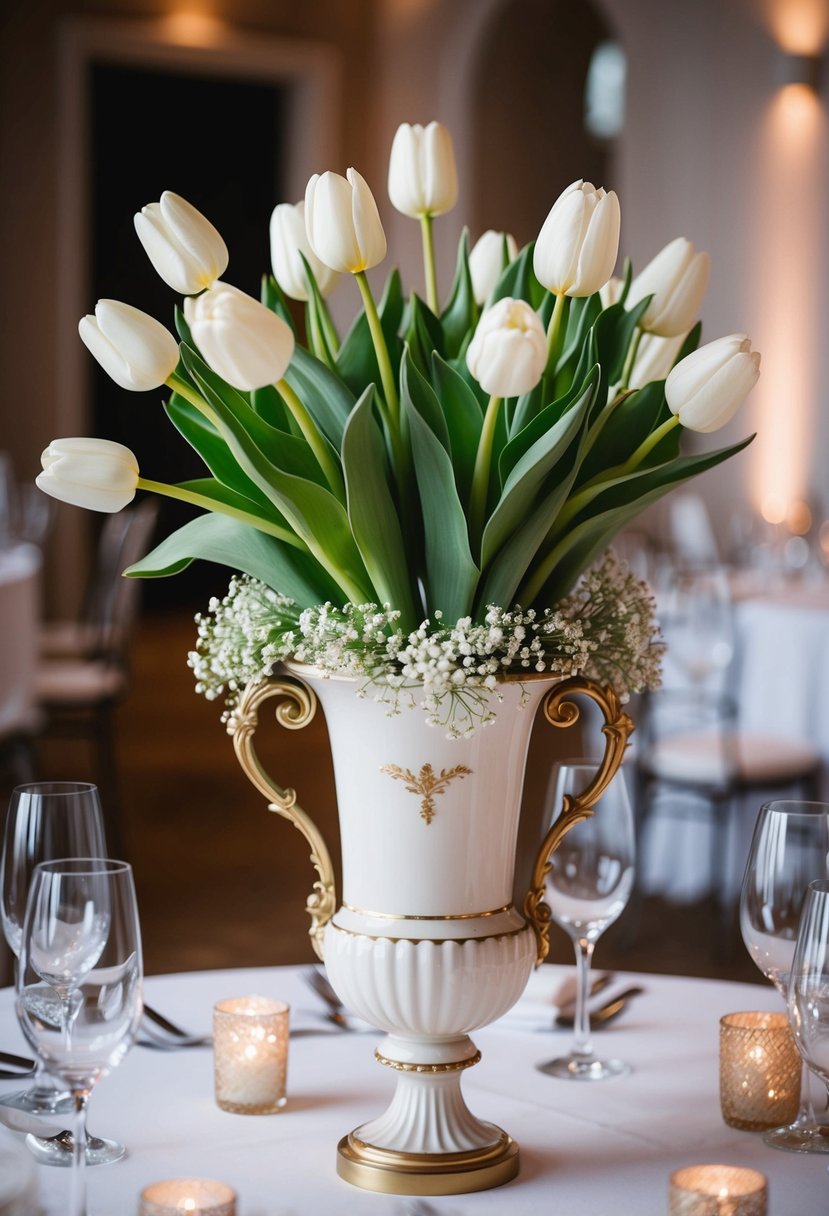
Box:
[269, 201, 340, 301]
[665, 334, 761, 433]
[533, 179, 621, 297]
[599, 275, 625, 308]
[134, 190, 229, 296]
[468, 230, 519, 305]
[36, 438, 139, 513]
[387, 121, 459, 219]
[627, 237, 710, 337]
[466, 297, 547, 397]
[184, 282, 295, 392]
[304, 168, 387, 275]
[629, 331, 687, 389]
[78, 300, 179, 392]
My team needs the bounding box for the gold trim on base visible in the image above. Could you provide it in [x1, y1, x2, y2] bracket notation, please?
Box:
[374, 1049, 482, 1074]
[336, 1130, 520, 1195]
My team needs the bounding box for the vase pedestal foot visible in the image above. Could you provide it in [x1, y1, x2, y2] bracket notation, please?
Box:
[336, 1128, 520, 1195]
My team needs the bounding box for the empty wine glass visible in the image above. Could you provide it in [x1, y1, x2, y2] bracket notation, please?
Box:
[739, 799, 829, 1152]
[0, 781, 123, 1166]
[536, 760, 635, 1080]
[16, 858, 143, 1216]
[788, 879, 829, 1133]
[659, 562, 734, 690]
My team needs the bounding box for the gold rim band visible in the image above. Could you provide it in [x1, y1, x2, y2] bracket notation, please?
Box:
[341, 901, 514, 921]
[374, 1050, 482, 1074]
[329, 919, 530, 945]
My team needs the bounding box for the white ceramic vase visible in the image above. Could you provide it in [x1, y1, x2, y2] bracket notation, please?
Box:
[232, 665, 632, 1196]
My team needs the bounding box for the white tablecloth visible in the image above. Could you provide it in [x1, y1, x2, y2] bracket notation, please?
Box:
[1, 964, 826, 1214]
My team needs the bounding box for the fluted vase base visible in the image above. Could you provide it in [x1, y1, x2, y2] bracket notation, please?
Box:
[336, 1131, 519, 1195]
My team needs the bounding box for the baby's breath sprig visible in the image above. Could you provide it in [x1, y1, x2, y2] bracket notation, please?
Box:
[187, 549, 664, 738]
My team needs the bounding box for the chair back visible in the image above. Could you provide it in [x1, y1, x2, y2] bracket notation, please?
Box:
[82, 499, 159, 663]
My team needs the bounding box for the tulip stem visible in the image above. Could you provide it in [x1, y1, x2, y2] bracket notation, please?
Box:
[318, 295, 341, 355]
[468, 395, 502, 552]
[167, 373, 211, 413]
[619, 326, 644, 389]
[355, 271, 400, 429]
[420, 214, 439, 314]
[135, 478, 308, 551]
[545, 293, 571, 377]
[276, 378, 346, 502]
[306, 303, 336, 370]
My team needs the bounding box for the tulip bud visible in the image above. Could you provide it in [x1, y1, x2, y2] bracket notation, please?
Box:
[79, 300, 179, 392]
[468, 230, 519, 306]
[533, 179, 621, 297]
[665, 334, 761, 433]
[628, 331, 687, 389]
[627, 237, 710, 337]
[269, 201, 341, 301]
[599, 275, 625, 309]
[304, 168, 387, 275]
[387, 121, 459, 219]
[134, 190, 229, 296]
[184, 282, 295, 392]
[36, 438, 139, 513]
[466, 297, 547, 397]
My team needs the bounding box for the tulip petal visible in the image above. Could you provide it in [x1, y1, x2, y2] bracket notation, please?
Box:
[533, 186, 587, 294]
[423, 122, 458, 215]
[571, 190, 620, 297]
[348, 168, 387, 271]
[649, 252, 710, 337]
[94, 300, 179, 389]
[675, 351, 761, 433]
[307, 172, 364, 273]
[159, 191, 229, 286]
[134, 209, 201, 297]
[37, 438, 139, 512]
[387, 124, 423, 217]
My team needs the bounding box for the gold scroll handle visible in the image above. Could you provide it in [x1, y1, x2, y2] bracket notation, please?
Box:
[231, 675, 336, 962]
[523, 676, 634, 966]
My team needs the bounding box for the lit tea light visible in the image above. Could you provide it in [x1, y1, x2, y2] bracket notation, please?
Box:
[668, 1164, 767, 1215]
[138, 1178, 236, 1216]
[719, 1011, 800, 1131]
[213, 995, 289, 1114]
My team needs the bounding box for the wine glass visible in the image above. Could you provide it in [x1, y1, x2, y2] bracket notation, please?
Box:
[788, 879, 829, 1134]
[0, 780, 123, 1166]
[658, 562, 734, 690]
[739, 799, 829, 1152]
[16, 858, 142, 1216]
[536, 760, 636, 1080]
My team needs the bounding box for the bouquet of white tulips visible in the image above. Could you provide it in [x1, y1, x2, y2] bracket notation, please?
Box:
[36, 120, 759, 732]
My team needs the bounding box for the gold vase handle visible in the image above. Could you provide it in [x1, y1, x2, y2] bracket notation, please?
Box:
[230, 673, 336, 962]
[523, 676, 634, 966]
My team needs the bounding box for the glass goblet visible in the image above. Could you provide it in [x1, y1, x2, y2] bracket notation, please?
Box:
[536, 760, 635, 1080]
[1, 782, 106, 1116]
[739, 798, 829, 1152]
[16, 858, 143, 1216]
[788, 879, 829, 1133]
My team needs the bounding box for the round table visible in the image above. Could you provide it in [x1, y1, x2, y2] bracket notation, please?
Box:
[1, 964, 826, 1214]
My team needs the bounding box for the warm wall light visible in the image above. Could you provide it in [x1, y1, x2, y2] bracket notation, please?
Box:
[773, 50, 822, 91]
[157, 10, 228, 47]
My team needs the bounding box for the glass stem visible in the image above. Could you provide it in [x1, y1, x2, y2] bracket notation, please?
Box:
[795, 1059, 819, 1126]
[572, 936, 595, 1060]
[70, 1090, 89, 1216]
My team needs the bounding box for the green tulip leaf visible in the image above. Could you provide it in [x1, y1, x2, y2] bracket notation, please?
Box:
[284, 344, 356, 450]
[165, 393, 280, 514]
[576, 380, 671, 484]
[176, 477, 291, 528]
[401, 351, 479, 621]
[490, 241, 539, 306]
[403, 294, 446, 380]
[482, 371, 598, 568]
[430, 354, 483, 502]
[342, 387, 417, 628]
[260, 274, 297, 333]
[124, 512, 340, 606]
[250, 384, 293, 431]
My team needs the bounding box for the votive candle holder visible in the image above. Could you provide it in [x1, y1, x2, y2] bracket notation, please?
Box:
[213, 995, 289, 1115]
[719, 1010, 800, 1131]
[668, 1164, 767, 1215]
[138, 1178, 237, 1216]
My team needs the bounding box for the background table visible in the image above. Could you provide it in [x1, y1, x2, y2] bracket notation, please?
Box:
[1, 964, 826, 1214]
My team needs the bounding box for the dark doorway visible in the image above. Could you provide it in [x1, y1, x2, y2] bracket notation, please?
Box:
[88, 61, 285, 612]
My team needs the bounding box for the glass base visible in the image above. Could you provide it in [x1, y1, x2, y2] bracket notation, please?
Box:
[536, 1054, 631, 1081]
[762, 1121, 829, 1154]
[24, 1131, 126, 1167]
[0, 1084, 73, 1118]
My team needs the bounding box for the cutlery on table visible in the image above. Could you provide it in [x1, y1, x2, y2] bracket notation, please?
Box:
[302, 966, 377, 1033]
[554, 985, 646, 1030]
[553, 971, 613, 1019]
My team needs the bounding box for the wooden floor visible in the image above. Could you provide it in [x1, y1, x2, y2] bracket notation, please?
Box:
[4, 604, 766, 989]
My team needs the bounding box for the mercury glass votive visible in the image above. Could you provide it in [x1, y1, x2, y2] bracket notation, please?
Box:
[138, 1178, 237, 1216]
[213, 995, 289, 1114]
[719, 1011, 801, 1131]
[668, 1165, 768, 1215]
